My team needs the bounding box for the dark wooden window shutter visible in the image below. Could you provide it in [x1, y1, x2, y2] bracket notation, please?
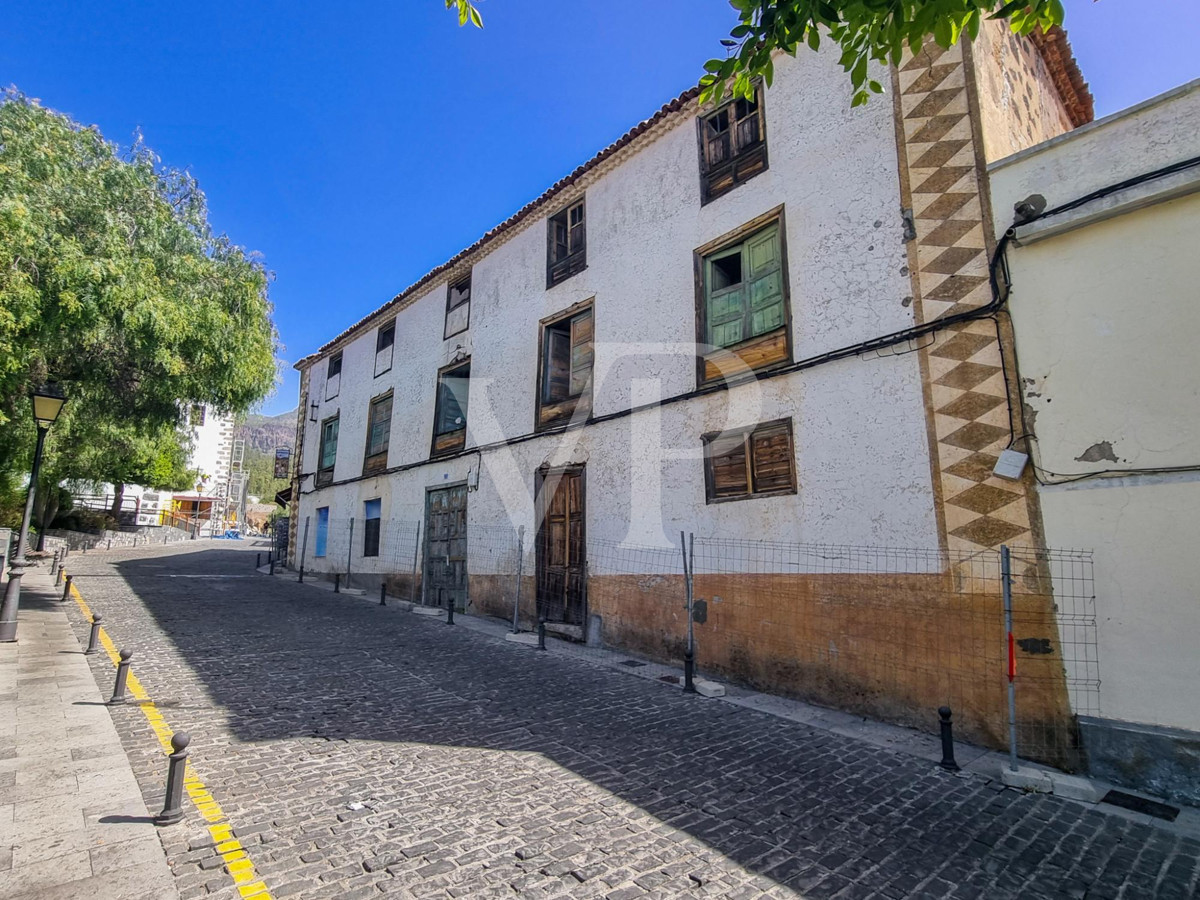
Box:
[704, 418, 795, 502]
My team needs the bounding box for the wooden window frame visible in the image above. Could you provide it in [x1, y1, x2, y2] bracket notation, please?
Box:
[693, 206, 792, 388]
[546, 198, 587, 288]
[696, 85, 769, 205]
[316, 414, 339, 488]
[189, 404, 206, 427]
[430, 358, 471, 458]
[534, 300, 594, 432]
[374, 320, 396, 378]
[362, 390, 393, 475]
[701, 418, 797, 504]
[444, 272, 472, 340]
[325, 351, 342, 401]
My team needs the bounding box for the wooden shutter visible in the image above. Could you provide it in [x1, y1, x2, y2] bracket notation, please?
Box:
[746, 226, 784, 338]
[707, 432, 750, 499]
[750, 423, 794, 493]
[320, 418, 339, 469]
[368, 396, 392, 456]
[706, 248, 747, 349]
[568, 311, 593, 397]
[544, 328, 571, 403]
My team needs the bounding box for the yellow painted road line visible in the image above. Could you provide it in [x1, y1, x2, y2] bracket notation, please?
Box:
[65, 570, 275, 900]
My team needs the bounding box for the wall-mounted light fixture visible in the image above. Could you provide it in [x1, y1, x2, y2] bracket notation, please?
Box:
[309, 400, 319, 423]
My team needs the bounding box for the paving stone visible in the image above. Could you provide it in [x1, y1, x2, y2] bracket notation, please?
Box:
[54, 542, 1200, 900]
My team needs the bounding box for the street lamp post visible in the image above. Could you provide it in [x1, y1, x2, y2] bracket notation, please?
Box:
[0, 384, 67, 642]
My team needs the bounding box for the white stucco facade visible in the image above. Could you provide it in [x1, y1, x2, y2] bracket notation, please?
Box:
[293, 50, 942, 578]
[989, 79, 1200, 733]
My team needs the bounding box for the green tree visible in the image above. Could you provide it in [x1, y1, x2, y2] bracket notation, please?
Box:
[446, 1, 1067, 106]
[0, 91, 278, 504]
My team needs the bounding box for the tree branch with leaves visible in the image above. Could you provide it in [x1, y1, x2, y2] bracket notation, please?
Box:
[444, 1, 1069, 107]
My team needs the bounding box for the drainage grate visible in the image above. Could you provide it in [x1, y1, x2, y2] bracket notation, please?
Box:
[1101, 790, 1180, 822]
[619, 660, 647, 668]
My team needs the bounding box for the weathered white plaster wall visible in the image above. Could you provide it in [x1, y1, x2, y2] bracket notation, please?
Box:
[297, 49, 939, 576]
[989, 81, 1200, 732]
[185, 404, 233, 493]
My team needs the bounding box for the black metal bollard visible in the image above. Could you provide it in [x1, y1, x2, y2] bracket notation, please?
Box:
[938, 706, 960, 771]
[379, 583, 387, 606]
[446, 601, 454, 626]
[298, 566, 304, 584]
[155, 731, 190, 826]
[110, 650, 132, 704]
[267, 550, 273, 565]
[85, 613, 102, 655]
[683, 649, 696, 693]
[61, 574, 73, 602]
[537, 618, 546, 651]
[333, 573, 340, 593]
[256, 552, 261, 568]
[50, 550, 60, 579]
[107, 539, 112, 551]
[269, 555, 275, 576]
[56, 563, 64, 587]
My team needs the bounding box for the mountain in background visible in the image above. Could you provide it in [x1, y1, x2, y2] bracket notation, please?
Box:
[238, 409, 297, 499]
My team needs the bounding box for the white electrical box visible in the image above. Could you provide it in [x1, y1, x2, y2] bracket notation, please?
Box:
[993, 449, 1029, 480]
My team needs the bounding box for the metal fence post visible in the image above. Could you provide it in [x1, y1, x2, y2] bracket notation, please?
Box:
[511, 525, 525, 634]
[346, 517, 355, 590]
[299, 516, 310, 583]
[380, 582, 387, 606]
[1002, 545, 1018, 772]
[681, 531, 696, 694]
[409, 520, 422, 606]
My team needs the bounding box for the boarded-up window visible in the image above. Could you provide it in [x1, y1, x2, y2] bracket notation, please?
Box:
[363, 498, 381, 557]
[363, 392, 392, 474]
[316, 415, 339, 487]
[702, 419, 795, 503]
[547, 200, 586, 287]
[375, 322, 395, 377]
[431, 361, 470, 456]
[445, 273, 471, 339]
[326, 351, 342, 400]
[538, 305, 593, 429]
[699, 89, 768, 204]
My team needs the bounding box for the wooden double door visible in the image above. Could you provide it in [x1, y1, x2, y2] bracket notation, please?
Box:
[424, 484, 468, 611]
[536, 466, 586, 626]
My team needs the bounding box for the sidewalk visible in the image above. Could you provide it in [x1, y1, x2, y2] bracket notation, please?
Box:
[0, 564, 179, 899]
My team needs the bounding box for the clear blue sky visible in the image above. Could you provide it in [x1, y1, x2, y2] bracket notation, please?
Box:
[5, 1, 1198, 416]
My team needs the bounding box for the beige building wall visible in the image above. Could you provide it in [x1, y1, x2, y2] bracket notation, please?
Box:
[973, 19, 1082, 162]
[989, 80, 1200, 733]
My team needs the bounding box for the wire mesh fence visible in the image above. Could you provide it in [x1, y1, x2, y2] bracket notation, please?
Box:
[279, 514, 1098, 771]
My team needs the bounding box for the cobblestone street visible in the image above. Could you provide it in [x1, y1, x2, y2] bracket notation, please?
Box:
[60, 543, 1200, 900]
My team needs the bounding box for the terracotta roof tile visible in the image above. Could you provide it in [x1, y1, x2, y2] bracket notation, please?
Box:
[1030, 25, 1094, 129]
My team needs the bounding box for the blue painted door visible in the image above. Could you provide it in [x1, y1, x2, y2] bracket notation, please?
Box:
[315, 507, 329, 557]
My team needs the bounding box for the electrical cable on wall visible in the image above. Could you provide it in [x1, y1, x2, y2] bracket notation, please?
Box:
[298, 154, 1200, 495]
[997, 153, 1200, 486]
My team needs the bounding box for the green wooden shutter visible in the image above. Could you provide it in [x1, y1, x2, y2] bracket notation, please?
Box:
[746, 225, 784, 338]
[320, 418, 339, 469]
[706, 248, 747, 348]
